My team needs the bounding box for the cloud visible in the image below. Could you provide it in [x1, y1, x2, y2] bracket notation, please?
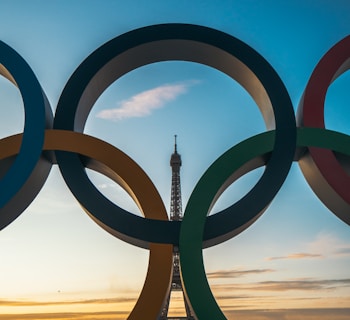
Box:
[250, 279, 350, 291]
[0, 296, 135, 307]
[0, 311, 126, 320]
[97, 183, 116, 189]
[223, 308, 350, 320]
[207, 268, 275, 279]
[264, 234, 350, 262]
[307, 233, 350, 259]
[96, 81, 198, 121]
[212, 278, 350, 292]
[335, 247, 350, 256]
[265, 253, 323, 261]
[1, 307, 350, 320]
[0, 297, 135, 319]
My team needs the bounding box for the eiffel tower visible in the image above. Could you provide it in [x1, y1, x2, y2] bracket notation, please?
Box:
[158, 135, 195, 320]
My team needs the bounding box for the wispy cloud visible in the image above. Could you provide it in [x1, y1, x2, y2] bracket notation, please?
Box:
[264, 234, 350, 262]
[248, 278, 350, 291]
[0, 298, 132, 320]
[96, 81, 199, 121]
[210, 279, 350, 315]
[265, 253, 323, 261]
[0, 311, 126, 320]
[97, 183, 116, 189]
[207, 268, 275, 279]
[2, 308, 349, 320]
[307, 233, 350, 259]
[334, 247, 350, 256]
[212, 278, 350, 292]
[0, 296, 135, 307]
[223, 308, 350, 320]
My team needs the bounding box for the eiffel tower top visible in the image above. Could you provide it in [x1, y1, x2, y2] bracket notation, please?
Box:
[170, 134, 182, 221]
[170, 134, 182, 168]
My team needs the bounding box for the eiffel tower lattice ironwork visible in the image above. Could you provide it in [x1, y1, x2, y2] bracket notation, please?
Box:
[158, 135, 195, 320]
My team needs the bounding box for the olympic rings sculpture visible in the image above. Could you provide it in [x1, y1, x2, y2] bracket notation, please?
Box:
[0, 24, 349, 319]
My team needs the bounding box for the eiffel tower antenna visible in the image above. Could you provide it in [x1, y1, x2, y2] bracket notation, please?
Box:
[159, 135, 195, 319]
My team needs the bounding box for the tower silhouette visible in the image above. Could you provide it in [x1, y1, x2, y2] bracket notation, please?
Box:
[159, 135, 195, 320]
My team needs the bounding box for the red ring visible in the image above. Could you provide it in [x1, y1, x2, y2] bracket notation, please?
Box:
[298, 35, 350, 220]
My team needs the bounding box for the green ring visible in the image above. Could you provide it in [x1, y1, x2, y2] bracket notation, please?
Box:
[179, 127, 350, 319]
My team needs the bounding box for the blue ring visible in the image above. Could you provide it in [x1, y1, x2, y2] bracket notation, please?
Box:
[0, 41, 52, 229]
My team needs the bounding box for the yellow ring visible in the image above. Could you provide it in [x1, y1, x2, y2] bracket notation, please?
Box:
[0, 129, 173, 319]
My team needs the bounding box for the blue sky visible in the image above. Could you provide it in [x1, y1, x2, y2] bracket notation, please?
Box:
[0, 1, 349, 319]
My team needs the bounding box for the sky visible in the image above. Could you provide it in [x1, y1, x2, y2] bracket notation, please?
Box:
[0, 0, 350, 319]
